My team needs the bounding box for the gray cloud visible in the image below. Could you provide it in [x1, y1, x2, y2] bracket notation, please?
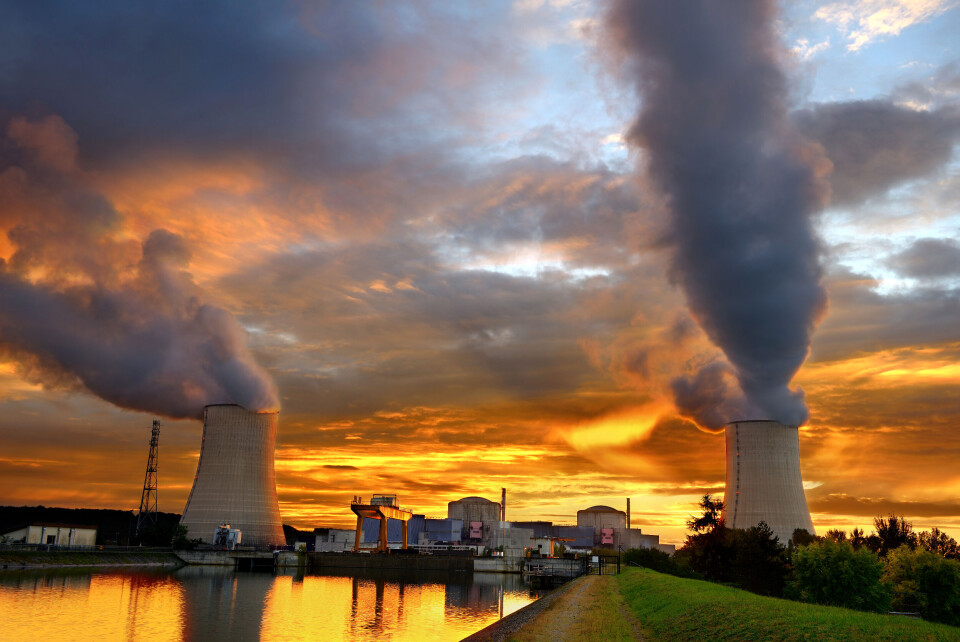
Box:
[0, 1, 528, 174]
[889, 237, 960, 279]
[795, 100, 960, 206]
[892, 61, 960, 111]
[810, 266, 960, 362]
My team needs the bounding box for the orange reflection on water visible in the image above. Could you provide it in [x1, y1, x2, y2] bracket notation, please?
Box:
[260, 572, 534, 641]
[1, 571, 185, 641]
[3, 568, 537, 641]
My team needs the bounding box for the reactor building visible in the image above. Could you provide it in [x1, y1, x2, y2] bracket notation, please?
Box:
[723, 419, 815, 544]
[180, 404, 286, 547]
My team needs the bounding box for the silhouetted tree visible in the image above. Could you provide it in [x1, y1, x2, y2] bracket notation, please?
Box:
[872, 514, 917, 557]
[733, 522, 789, 596]
[677, 522, 734, 583]
[850, 527, 867, 550]
[918, 527, 960, 560]
[790, 528, 817, 548]
[824, 529, 847, 543]
[686, 495, 724, 533]
[171, 524, 192, 550]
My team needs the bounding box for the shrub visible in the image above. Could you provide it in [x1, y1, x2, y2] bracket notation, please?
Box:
[787, 539, 890, 612]
[623, 546, 697, 578]
[883, 545, 960, 626]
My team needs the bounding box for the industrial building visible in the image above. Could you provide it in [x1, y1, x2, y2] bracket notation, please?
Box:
[314, 528, 356, 552]
[179, 404, 286, 547]
[315, 493, 675, 556]
[723, 420, 815, 543]
[0, 523, 97, 546]
[448, 496, 501, 543]
[576, 505, 673, 552]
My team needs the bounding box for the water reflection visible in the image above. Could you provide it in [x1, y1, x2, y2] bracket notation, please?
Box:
[175, 566, 272, 641]
[1, 566, 539, 641]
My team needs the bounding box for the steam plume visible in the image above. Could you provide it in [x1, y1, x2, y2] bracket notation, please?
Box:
[606, 1, 829, 428]
[0, 116, 278, 418]
[0, 231, 279, 418]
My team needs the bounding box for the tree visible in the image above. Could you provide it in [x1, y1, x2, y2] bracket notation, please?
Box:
[850, 528, 867, 550]
[824, 529, 847, 543]
[883, 546, 960, 625]
[790, 528, 817, 548]
[918, 528, 959, 560]
[787, 539, 890, 612]
[171, 524, 192, 550]
[686, 495, 724, 533]
[872, 514, 917, 557]
[677, 522, 734, 583]
[733, 522, 789, 596]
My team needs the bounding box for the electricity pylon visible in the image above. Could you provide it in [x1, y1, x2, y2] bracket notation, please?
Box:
[136, 420, 160, 537]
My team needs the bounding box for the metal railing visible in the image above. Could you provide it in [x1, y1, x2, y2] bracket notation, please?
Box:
[0, 543, 173, 553]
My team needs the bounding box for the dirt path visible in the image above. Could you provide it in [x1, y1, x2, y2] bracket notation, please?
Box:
[464, 574, 645, 642]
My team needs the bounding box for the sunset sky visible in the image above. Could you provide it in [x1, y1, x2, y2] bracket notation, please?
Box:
[1, 0, 958, 546]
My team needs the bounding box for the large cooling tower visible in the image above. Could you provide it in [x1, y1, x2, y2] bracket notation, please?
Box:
[180, 404, 285, 547]
[723, 420, 815, 544]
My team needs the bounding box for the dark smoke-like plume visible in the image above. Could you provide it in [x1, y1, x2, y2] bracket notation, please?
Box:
[606, 1, 829, 428]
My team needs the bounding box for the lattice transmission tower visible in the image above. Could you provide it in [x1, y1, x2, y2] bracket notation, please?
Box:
[136, 419, 161, 536]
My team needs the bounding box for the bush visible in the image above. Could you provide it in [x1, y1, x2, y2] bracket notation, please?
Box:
[787, 540, 890, 612]
[623, 546, 697, 578]
[883, 545, 960, 625]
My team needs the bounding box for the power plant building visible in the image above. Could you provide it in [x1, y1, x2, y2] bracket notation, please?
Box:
[180, 404, 286, 547]
[576, 505, 669, 552]
[448, 496, 501, 542]
[723, 420, 815, 543]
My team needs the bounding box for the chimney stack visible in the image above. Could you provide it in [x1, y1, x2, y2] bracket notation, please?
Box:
[627, 498, 631, 529]
[501, 487, 506, 522]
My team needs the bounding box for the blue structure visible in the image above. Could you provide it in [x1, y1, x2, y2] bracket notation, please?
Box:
[359, 514, 425, 546]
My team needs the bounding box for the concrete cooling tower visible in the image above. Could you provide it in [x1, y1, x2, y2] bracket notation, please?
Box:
[723, 420, 815, 544]
[180, 404, 285, 547]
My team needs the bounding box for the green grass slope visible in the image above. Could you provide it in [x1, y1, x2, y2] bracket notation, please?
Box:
[618, 568, 960, 641]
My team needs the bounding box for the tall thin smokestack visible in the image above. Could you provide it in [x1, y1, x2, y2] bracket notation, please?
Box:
[180, 404, 285, 547]
[501, 487, 506, 522]
[627, 498, 631, 529]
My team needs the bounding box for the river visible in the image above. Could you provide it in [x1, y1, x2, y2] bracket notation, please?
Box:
[1, 566, 543, 641]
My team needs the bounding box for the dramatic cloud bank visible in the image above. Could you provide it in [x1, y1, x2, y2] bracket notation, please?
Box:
[0, 117, 278, 417]
[606, 0, 830, 428]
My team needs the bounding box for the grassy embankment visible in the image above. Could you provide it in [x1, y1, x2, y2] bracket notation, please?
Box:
[0, 550, 184, 569]
[507, 568, 960, 641]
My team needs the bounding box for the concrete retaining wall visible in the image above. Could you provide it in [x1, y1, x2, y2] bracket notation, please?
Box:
[0, 550, 184, 569]
[309, 552, 474, 572]
[474, 557, 523, 573]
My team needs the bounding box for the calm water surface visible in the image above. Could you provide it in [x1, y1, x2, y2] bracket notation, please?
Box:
[2, 566, 542, 641]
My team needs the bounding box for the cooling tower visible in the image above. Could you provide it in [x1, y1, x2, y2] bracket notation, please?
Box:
[723, 420, 815, 544]
[180, 404, 285, 547]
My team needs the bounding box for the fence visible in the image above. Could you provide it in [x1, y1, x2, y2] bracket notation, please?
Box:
[591, 554, 621, 575]
[0, 543, 172, 553]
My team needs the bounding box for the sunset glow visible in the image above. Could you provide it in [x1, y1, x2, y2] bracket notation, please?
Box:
[1, 1, 959, 549]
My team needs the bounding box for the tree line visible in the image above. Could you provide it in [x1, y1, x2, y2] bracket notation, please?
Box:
[622, 496, 960, 627]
